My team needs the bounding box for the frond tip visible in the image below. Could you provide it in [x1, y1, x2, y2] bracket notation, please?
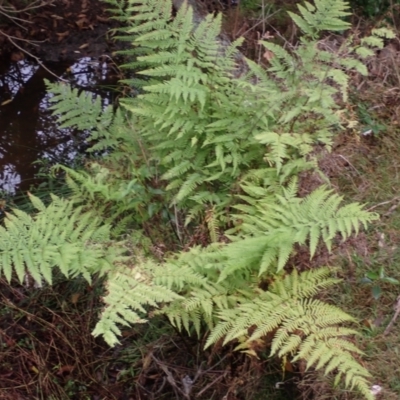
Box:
[289, 0, 351, 38]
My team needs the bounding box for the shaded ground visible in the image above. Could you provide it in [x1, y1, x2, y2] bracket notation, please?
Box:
[0, 0, 118, 62]
[0, 275, 298, 400]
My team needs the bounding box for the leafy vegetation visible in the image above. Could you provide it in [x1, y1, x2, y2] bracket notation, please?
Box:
[1, 0, 398, 398]
[349, 0, 400, 17]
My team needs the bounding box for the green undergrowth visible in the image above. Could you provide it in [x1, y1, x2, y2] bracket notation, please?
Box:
[349, 0, 400, 17]
[0, 0, 398, 398]
[312, 116, 400, 398]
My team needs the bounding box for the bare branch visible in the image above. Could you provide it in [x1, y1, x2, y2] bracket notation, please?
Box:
[0, 30, 68, 82]
[0, 0, 54, 14]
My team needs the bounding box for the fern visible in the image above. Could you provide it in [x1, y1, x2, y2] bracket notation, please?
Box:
[48, 82, 114, 131]
[47, 0, 389, 220]
[220, 183, 378, 276]
[57, 161, 166, 228]
[0, 191, 375, 398]
[152, 249, 373, 398]
[205, 206, 219, 243]
[47, 0, 383, 221]
[117, 1, 267, 212]
[22, 1, 385, 399]
[46, 81, 141, 156]
[154, 250, 257, 335]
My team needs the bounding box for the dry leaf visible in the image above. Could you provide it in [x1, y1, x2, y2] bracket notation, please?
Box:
[142, 352, 153, 370]
[241, 349, 259, 358]
[56, 31, 70, 41]
[284, 361, 294, 372]
[263, 50, 274, 62]
[30, 366, 39, 374]
[10, 51, 24, 62]
[57, 365, 75, 375]
[96, 15, 109, 23]
[362, 319, 373, 329]
[76, 17, 90, 29]
[262, 31, 274, 40]
[1, 99, 13, 106]
[71, 293, 80, 304]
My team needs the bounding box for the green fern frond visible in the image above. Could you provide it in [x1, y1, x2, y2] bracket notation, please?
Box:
[158, 271, 255, 336]
[235, 185, 378, 263]
[47, 82, 113, 130]
[289, 0, 351, 39]
[0, 194, 121, 284]
[205, 207, 219, 243]
[154, 257, 211, 290]
[93, 262, 181, 346]
[207, 268, 372, 400]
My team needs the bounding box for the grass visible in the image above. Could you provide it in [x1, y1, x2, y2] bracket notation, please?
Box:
[300, 80, 400, 398]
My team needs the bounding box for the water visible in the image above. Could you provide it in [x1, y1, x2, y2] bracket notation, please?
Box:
[0, 55, 117, 194]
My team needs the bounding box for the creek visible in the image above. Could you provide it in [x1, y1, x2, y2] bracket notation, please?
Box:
[0, 54, 118, 194]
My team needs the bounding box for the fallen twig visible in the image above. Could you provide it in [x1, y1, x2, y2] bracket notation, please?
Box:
[151, 354, 189, 399]
[337, 154, 361, 176]
[383, 294, 400, 336]
[366, 196, 400, 212]
[0, 30, 68, 82]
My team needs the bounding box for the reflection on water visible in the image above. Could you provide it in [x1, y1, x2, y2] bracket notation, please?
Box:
[0, 56, 115, 194]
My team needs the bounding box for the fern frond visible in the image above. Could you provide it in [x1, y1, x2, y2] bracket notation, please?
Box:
[93, 261, 181, 346]
[234, 185, 378, 266]
[0, 194, 121, 284]
[205, 206, 219, 243]
[47, 82, 113, 130]
[207, 268, 372, 400]
[289, 0, 351, 39]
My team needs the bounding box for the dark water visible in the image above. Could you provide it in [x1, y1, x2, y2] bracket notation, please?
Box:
[0, 55, 116, 194]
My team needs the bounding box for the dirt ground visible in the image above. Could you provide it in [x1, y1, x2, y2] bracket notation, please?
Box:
[0, 0, 119, 62]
